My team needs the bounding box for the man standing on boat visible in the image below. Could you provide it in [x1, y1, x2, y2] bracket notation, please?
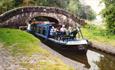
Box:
[27, 22, 31, 32]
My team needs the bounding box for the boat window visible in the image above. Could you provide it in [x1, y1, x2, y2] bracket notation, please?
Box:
[42, 27, 46, 35]
[37, 26, 45, 35]
[36, 27, 39, 33]
[40, 27, 43, 34]
[31, 24, 36, 32]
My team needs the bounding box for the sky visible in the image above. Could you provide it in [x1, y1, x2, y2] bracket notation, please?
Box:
[80, 0, 105, 14]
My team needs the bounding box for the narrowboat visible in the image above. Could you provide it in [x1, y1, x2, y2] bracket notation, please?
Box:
[28, 21, 89, 51]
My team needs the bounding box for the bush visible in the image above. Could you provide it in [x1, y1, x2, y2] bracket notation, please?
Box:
[84, 24, 108, 36]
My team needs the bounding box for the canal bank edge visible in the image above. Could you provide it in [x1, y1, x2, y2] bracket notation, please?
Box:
[89, 41, 115, 55]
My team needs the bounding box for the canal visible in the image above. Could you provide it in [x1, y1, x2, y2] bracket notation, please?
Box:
[39, 38, 115, 70]
[86, 48, 115, 70]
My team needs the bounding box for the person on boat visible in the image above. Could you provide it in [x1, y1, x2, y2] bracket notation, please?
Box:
[60, 25, 67, 34]
[50, 26, 57, 38]
[70, 28, 79, 39]
[67, 26, 72, 35]
[63, 26, 72, 40]
[60, 25, 67, 40]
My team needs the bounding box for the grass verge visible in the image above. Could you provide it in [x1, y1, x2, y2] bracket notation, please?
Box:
[82, 24, 115, 47]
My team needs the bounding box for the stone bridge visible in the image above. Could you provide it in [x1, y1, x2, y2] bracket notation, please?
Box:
[0, 6, 85, 28]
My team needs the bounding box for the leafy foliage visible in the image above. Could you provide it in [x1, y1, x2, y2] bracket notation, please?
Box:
[0, 0, 96, 20]
[0, 0, 15, 14]
[101, 0, 115, 34]
[79, 5, 96, 20]
[66, 0, 96, 20]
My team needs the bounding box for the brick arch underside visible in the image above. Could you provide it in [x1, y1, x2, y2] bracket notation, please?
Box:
[32, 16, 59, 24]
[0, 6, 80, 28]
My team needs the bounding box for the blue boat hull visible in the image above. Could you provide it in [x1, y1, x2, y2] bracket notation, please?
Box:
[33, 32, 88, 52]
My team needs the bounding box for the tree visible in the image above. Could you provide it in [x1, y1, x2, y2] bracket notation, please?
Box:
[82, 5, 96, 20]
[0, 0, 14, 14]
[0, 0, 96, 21]
[66, 0, 80, 15]
[101, 0, 115, 34]
[66, 0, 96, 20]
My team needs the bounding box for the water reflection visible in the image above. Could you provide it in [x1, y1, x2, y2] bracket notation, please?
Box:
[95, 52, 115, 70]
[87, 50, 104, 70]
[87, 49, 115, 70]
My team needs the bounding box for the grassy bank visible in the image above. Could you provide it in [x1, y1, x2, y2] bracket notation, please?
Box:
[82, 24, 115, 47]
[0, 28, 73, 70]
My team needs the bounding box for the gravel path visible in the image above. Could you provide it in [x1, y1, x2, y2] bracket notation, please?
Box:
[0, 45, 22, 70]
[91, 41, 115, 55]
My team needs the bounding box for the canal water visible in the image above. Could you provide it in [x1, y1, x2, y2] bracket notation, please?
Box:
[42, 43, 115, 70]
[38, 37, 115, 70]
[61, 48, 115, 70]
[55, 49, 115, 70]
[86, 48, 115, 70]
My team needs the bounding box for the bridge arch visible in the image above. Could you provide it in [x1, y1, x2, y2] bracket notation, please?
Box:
[0, 6, 83, 28]
[31, 16, 59, 24]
